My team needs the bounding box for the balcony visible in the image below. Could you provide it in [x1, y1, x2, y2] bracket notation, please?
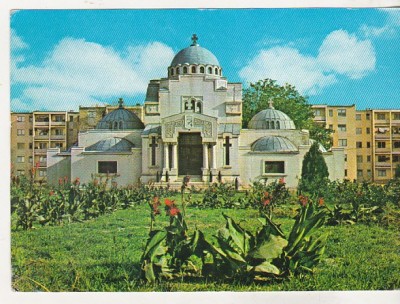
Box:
[375, 133, 390, 139]
[34, 135, 49, 140]
[375, 162, 391, 168]
[51, 121, 66, 126]
[34, 148, 47, 154]
[50, 135, 65, 140]
[38, 161, 47, 167]
[313, 115, 326, 122]
[375, 148, 391, 153]
[35, 121, 49, 126]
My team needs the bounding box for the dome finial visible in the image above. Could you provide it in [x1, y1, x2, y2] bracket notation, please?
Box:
[191, 34, 199, 46]
[118, 98, 124, 108]
[268, 98, 274, 109]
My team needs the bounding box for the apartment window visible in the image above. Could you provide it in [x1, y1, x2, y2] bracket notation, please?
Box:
[377, 113, 386, 120]
[69, 116, 74, 122]
[356, 128, 362, 134]
[377, 142, 386, 149]
[393, 155, 400, 162]
[356, 142, 362, 148]
[344, 154, 347, 162]
[39, 170, 47, 177]
[17, 156, 25, 163]
[378, 170, 387, 177]
[54, 129, 64, 135]
[39, 156, 47, 162]
[367, 142, 371, 148]
[356, 114, 361, 120]
[17, 170, 25, 176]
[329, 109, 333, 117]
[17, 129, 25, 136]
[338, 139, 347, 147]
[393, 141, 400, 148]
[17, 116, 25, 122]
[345, 169, 348, 177]
[54, 143, 63, 148]
[29, 116, 33, 122]
[54, 115, 64, 122]
[314, 109, 322, 116]
[17, 143, 25, 149]
[393, 113, 400, 120]
[367, 169, 372, 177]
[366, 128, 370, 134]
[329, 124, 333, 130]
[29, 143, 33, 149]
[338, 109, 346, 117]
[367, 155, 371, 162]
[357, 170, 363, 177]
[38, 143, 47, 149]
[338, 124, 347, 131]
[378, 155, 389, 162]
[29, 129, 33, 136]
[357, 155, 363, 163]
[29, 156, 33, 163]
[98, 161, 118, 174]
[264, 161, 285, 174]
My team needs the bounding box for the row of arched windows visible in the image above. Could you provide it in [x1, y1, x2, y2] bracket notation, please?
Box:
[264, 121, 281, 130]
[170, 65, 222, 76]
[108, 121, 124, 130]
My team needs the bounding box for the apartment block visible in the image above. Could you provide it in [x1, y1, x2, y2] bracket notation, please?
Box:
[11, 113, 33, 177]
[312, 105, 400, 183]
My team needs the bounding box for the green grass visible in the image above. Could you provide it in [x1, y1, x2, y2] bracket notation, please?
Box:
[11, 199, 400, 291]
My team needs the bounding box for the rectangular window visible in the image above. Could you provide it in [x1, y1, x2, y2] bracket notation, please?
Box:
[378, 170, 386, 177]
[314, 109, 322, 116]
[39, 143, 47, 149]
[39, 170, 47, 177]
[54, 115, 65, 122]
[357, 170, 363, 177]
[377, 113, 386, 120]
[17, 129, 25, 136]
[367, 155, 371, 162]
[98, 161, 118, 174]
[378, 155, 389, 162]
[367, 142, 371, 148]
[345, 169, 348, 177]
[328, 124, 333, 130]
[29, 143, 33, 149]
[357, 155, 363, 163]
[338, 124, 347, 131]
[377, 142, 386, 149]
[264, 161, 285, 174]
[29, 156, 33, 163]
[329, 109, 333, 117]
[29, 129, 33, 136]
[393, 141, 400, 148]
[393, 155, 400, 162]
[338, 139, 347, 147]
[17, 143, 25, 149]
[29, 116, 33, 122]
[54, 129, 64, 135]
[356, 114, 361, 120]
[17, 116, 25, 122]
[356, 142, 362, 148]
[17, 170, 25, 176]
[344, 154, 347, 162]
[338, 109, 346, 117]
[366, 127, 370, 134]
[393, 113, 400, 120]
[17, 156, 25, 163]
[356, 128, 362, 134]
[366, 113, 370, 120]
[69, 116, 74, 122]
[367, 170, 372, 177]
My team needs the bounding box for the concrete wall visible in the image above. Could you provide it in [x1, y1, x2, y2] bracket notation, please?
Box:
[47, 148, 71, 186]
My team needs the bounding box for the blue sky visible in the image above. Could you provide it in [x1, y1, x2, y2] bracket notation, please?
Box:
[10, 8, 400, 111]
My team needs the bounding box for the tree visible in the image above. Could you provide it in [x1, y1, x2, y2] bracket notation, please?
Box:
[298, 142, 329, 196]
[242, 79, 333, 149]
[395, 164, 400, 179]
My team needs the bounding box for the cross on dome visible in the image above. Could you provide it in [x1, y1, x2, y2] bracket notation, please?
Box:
[191, 34, 199, 46]
[268, 98, 275, 109]
[118, 98, 124, 108]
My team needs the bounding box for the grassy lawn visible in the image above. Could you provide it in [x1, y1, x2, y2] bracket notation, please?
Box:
[11, 199, 400, 291]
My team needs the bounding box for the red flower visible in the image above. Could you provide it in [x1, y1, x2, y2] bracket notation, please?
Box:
[49, 190, 54, 196]
[263, 199, 271, 206]
[299, 195, 308, 207]
[169, 207, 180, 216]
[73, 177, 80, 185]
[58, 177, 63, 185]
[318, 197, 324, 206]
[165, 199, 174, 208]
[278, 178, 285, 184]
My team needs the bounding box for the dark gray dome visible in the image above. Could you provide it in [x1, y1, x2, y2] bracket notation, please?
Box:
[96, 98, 144, 130]
[251, 136, 298, 153]
[86, 137, 134, 152]
[171, 45, 220, 66]
[248, 108, 296, 130]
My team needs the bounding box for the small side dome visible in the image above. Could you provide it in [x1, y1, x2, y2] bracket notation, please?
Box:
[86, 137, 134, 152]
[96, 98, 144, 130]
[251, 136, 298, 153]
[248, 100, 296, 130]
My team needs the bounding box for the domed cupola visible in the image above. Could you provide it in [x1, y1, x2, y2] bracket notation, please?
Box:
[248, 99, 296, 130]
[168, 34, 222, 77]
[251, 136, 298, 153]
[96, 98, 144, 130]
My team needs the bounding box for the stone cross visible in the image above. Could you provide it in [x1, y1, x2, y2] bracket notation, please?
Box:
[268, 98, 274, 109]
[118, 98, 124, 108]
[191, 34, 198, 45]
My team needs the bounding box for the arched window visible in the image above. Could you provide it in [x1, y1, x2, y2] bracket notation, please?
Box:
[114, 121, 118, 129]
[271, 121, 275, 129]
[109, 122, 113, 130]
[171, 68, 174, 76]
[208, 67, 212, 74]
[197, 102, 202, 113]
[215, 68, 218, 74]
[183, 66, 188, 74]
[191, 66, 196, 73]
[176, 67, 180, 75]
[191, 99, 196, 111]
[119, 121, 123, 129]
[276, 121, 280, 129]
[265, 121, 270, 129]
[219, 69, 222, 75]
[200, 66, 205, 73]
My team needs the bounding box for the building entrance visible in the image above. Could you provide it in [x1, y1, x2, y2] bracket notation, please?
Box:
[178, 133, 203, 176]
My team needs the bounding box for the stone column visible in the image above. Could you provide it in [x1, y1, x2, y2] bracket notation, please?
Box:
[203, 144, 209, 169]
[172, 144, 178, 170]
[164, 144, 169, 170]
[211, 144, 217, 169]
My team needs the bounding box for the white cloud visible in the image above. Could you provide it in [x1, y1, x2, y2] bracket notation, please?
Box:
[239, 29, 375, 96]
[318, 30, 375, 79]
[361, 8, 400, 38]
[11, 29, 28, 51]
[11, 38, 174, 111]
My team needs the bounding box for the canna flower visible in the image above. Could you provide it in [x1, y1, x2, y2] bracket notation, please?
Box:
[58, 177, 63, 185]
[73, 177, 80, 185]
[318, 197, 324, 206]
[49, 190, 55, 196]
[165, 198, 175, 208]
[299, 195, 308, 207]
[263, 199, 271, 206]
[168, 207, 180, 217]
[278, 177, 285, 184]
